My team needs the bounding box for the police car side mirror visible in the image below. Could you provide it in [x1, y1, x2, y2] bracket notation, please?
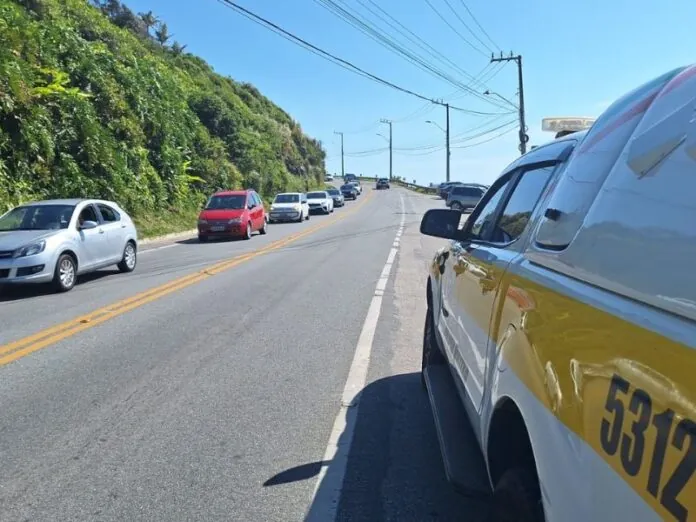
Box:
[420, 209, 461, 240]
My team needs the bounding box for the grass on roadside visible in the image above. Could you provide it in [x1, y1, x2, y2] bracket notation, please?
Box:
[133, 206, 200, 239]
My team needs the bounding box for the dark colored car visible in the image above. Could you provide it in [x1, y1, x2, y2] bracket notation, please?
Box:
[344, 173, 358, 183]
[340, 184, 358, 200]
[327, 187, 345, 207]
[376, 178, 390, 190]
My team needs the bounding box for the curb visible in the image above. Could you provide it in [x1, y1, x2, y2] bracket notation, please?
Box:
[139, 228, 197, 246]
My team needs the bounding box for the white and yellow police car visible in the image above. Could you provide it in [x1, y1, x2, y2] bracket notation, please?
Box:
[420, 64, 696, 522]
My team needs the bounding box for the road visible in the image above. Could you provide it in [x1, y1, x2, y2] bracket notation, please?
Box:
[0, 186, 487, 521]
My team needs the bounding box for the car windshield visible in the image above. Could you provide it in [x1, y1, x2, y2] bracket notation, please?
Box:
[307, 192, 326, 199]
[205, 194, 246, 210]
[379, 179, 388, 182]
[0, 204, 75, 231]
[327, 189, 339, 195]
[341, 185, 354, 190]
[274, 194, 299, 203]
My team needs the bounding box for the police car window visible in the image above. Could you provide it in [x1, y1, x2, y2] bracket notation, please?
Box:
[492, 166, 555, 243]
[469, 180, 510, 240]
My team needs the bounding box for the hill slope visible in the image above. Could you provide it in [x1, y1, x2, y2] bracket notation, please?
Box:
[0, 0, 326, 236]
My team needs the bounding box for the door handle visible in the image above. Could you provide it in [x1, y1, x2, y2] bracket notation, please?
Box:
[98, 229, 105, 234]
[121, 224, 127, 229]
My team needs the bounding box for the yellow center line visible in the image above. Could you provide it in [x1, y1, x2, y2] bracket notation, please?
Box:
[0, 191, 375, 367]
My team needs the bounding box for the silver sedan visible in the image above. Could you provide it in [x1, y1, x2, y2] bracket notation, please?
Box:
[0, 198, 139, 292]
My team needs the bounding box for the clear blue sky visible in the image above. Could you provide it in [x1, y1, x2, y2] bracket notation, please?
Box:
[125, 0, 695, 186]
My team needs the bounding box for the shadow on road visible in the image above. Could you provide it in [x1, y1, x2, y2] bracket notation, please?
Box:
[0, 270, 118, 301]
[264, 373, 488, 522]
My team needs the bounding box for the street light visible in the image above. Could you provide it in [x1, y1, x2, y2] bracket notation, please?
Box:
[425, 120, 445, 133]
[483, 90, 518, 110]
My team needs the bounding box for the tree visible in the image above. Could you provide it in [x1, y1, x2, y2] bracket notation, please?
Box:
[139, 10, 158, 36]
[154, 22, 171, 45]
[171, 41, 188, 56]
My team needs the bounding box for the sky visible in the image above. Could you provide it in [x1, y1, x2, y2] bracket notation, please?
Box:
[125, 0, 696, 187]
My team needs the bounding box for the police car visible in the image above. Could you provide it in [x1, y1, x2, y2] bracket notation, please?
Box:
[419, 64, 696, 521]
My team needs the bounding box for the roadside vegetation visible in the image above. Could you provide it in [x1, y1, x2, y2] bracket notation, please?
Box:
[0, 0, 327, 237]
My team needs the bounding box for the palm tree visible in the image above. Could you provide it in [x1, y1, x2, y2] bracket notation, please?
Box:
[154, 22, 171, 45]
[139, 10, 158, 36]
[171, 41, 188, 56]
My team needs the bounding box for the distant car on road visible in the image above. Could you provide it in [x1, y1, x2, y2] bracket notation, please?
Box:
[269, 192, 309, 223]
[0, 198, 138, 292]
[344, 173, 358, 183]
[306, 191, 334, 214]
[376, 178, 390, 190]
[325, 174, 334, 182]
[340, 184, 358, 200]
[198, 189, 267, 242]
[326, 187, 345, 207]
[446, 184, 486, 212]
[348, 181, 362, 195]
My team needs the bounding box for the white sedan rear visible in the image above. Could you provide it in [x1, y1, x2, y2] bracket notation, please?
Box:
[306, 191, 334, 214]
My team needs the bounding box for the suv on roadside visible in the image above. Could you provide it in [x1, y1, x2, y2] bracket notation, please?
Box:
[445, 184, 485, 212]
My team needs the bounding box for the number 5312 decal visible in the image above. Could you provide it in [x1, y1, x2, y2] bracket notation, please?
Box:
[600, 374, 696, 521]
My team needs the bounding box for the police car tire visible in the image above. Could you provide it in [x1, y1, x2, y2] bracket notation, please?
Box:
[488, 468, 545, 522]
[421, 305, 444, 388]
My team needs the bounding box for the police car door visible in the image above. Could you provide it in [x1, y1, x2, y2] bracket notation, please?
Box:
[449, 143, 574, 415]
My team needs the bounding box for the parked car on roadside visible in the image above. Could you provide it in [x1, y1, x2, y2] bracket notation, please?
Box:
[340, 184, 358, 200]
[0, 198, 138, 293]
[376, 178, 390, 190]
[306, 191, 334, 214]
[445, 184, 486, 212]
[325, 174, 334, 182]
[348, 180, 362, 195]
[198, 189, 267, 242]
[268, 192, 309, 223]
[326, 187, 345, 207]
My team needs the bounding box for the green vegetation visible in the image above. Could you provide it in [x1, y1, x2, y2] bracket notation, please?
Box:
[0, 0, 326, 237]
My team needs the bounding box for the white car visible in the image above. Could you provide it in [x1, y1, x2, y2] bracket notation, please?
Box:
[348, 181, 362, 195]
[0, 198, 138, 292]
[268, 192, 310, 223]
[306, 191, 334, 214]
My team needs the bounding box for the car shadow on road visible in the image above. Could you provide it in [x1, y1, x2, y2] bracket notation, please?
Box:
[263, 372, 489, 522]
[0, 270, 118, 301]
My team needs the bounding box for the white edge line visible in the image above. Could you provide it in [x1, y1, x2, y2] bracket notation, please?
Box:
[140, 244, 179, 255]
[305, 194, 406, 522]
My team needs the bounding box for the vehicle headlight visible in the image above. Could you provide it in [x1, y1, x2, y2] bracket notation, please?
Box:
[228, 217, 242, 224]
[198, 219, 208, 225]
[14, 240, 46, 258]
[294, 204, 302, 211]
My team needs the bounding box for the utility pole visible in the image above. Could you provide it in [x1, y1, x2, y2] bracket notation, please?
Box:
[491, 52, 528, 155]
[445, 103, 450, 183]
[380, 118, 393, 181]
[333, 131, 344, 177]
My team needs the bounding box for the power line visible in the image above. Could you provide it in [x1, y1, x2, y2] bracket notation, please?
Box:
[312, 0, 510, 111]
[215, 0, 510, 116]
[441, 0, 494, 54]
[456, 0, 501, 52]
[423, 0, 488, 57]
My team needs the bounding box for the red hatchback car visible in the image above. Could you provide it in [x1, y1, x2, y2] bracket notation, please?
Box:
[197, 189, 268, 241]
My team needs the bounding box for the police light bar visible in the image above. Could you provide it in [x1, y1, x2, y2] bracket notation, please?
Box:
[542, 117, 595, 133]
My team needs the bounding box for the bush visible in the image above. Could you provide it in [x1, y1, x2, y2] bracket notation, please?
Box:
[0, 0, 326, 236]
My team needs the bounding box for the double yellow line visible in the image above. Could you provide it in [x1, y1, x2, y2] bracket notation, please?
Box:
[0, 191, 374, 367]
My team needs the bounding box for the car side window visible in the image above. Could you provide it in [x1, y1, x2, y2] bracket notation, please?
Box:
[490, 165, 555, 243]
[469, 180, 511, 240]
[97, 204, 120, 223]
[78, 205, 99, 225]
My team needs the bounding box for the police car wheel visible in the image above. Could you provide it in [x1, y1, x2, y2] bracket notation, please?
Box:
[488, 468, 545, 522]
[421, 304, 444, 388]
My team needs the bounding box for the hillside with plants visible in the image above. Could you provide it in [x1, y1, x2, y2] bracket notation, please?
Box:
[0, 0, 327, 236]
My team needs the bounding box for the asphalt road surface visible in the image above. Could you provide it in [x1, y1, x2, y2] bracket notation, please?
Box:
[0, 186, 487, 521]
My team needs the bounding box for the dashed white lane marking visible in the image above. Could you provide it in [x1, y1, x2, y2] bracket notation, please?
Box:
[305, 193, 406, 522]
[139, 244, 180, 255]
